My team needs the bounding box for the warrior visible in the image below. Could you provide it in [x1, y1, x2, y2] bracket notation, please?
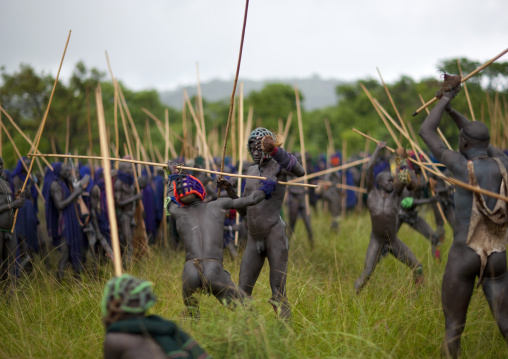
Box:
[165, 161, 275, 318]
[221, 127, 305, 320]
[114, 161, 143, 268]
[354, 142, 423, 293]
[42, 162, 86, 281]
[11, 157, 47, 270]
[102, 274, 210, 359]
[397, 156, 441, 259]
[419, 75, 508, 357]
[0, 157, 25, 294]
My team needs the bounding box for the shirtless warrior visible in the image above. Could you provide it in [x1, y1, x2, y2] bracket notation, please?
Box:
[165, 161, 275, 318]
[354, 142, 423, 293]
[221, 127, 305, 320]
[114, 162, 143, 268]
[0, 157, 25, 294]
[419, 75, 508, 357]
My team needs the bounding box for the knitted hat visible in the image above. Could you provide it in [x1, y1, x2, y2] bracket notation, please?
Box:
[101, 274, 156, 316]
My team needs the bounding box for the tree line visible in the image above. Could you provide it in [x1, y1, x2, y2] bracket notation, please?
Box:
[0, 58, 507, 169]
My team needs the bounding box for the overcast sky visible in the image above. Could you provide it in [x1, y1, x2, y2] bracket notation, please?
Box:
[1, 0, 507, 92]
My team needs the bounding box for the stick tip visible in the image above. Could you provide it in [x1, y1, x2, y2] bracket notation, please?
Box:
[412, 111, 418, 117]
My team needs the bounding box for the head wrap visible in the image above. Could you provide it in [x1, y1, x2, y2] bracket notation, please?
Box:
[247, 127, 274, 160]
[101, 274, 156, 316]
[167, 174, 206, 206]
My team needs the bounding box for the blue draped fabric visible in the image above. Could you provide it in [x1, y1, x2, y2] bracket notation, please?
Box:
[11, 157, 38, 212]
[15, 198, 40, 252]
[94, 168, 111, 239]
[116, 170, 134, 186]
[141, 177, 157, 236]
[42, 162, 85, 272]
[153, 173, 164, 224]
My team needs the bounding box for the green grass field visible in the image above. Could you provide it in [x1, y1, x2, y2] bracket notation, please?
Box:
[1, 207, 507, 358]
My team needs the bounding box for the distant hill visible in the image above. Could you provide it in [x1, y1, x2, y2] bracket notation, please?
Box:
[159, 75, 345, 111]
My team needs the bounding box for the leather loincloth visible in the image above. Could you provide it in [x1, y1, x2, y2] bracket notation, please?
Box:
[466, 158, 508, 284]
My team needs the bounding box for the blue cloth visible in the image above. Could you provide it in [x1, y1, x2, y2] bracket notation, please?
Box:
[42, 162, 85, 272]
[141, 177, 157, 236]
[11, 157, 38, 212]
[15, 197, 40, 252]
[116, 170, 134, 186]
[94, 168, 111, 239]
[153, 174, 164, 224]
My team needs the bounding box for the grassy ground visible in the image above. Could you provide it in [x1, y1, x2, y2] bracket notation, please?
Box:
[1, 206, 507, 358]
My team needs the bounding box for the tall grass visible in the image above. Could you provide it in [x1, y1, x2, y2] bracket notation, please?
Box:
[1, 207, 507, 358]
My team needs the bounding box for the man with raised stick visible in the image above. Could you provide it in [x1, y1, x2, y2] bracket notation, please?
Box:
[419, 75, 508, 357]
[354, 142, 424, 293]
[221, 127, 305, 320]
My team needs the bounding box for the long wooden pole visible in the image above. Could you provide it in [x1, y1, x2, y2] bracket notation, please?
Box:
[417, 94, 453, 150]
[355, 137, 370, 212]
[220, 0, 250, 176]
[457, 58, 476, 122]
[413, 48, 508, 116]
[11, 30, 71, 232]
[289, 157, 370, 183]
[64, 116, 70, 164]
[95, 85, 122, 276]
[235, 82, 245, 247]
[295, 85, 311, 215]
[30, 153, 317, 188]
[360, 84, 402, 148]
[0, 106, 53, 169]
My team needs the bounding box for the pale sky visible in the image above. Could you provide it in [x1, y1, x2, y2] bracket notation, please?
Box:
[1, 0, 507, 91]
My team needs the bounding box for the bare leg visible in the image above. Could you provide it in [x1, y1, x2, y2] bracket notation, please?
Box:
[441, 244, 477, 358]
[238, 235, 266, 296]
[481, 252, 508, 343]
[355, 233, 382, 293]
[209, 268, 247, 307]
[389, 237, 423, 283]
[57, 241, 70, 281]
[287, 198, 298, 238]
[265, 223, 290, 320]
[299, 206, 314, 248]
[182, 261, 202, 318]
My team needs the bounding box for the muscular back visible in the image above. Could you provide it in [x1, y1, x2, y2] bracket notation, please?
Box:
[367, 188, 400, 241]
[445, 152, 508, 240]
[169, 200, 230, 262]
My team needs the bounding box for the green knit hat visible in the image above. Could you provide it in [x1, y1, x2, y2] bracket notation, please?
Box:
[101, 274, 157, 316]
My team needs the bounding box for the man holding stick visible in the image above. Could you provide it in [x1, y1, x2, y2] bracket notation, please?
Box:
[354, 142, 424, 293]
[419, 76, 508, 357]
[165, 161, 275, 318]
[220, 127, 305, 320]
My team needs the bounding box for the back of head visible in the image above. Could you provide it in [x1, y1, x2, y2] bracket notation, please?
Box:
[462, 121, 490, 148]
[101, 274, 157, 327]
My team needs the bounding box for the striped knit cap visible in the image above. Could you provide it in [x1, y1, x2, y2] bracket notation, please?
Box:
[101, 274, 156, 316]
[247, 127, 274, 159]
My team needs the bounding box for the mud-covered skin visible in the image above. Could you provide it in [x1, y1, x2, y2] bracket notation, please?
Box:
[114, 163, 142, 268]
[0, 157, 24, 293]
[48, 163, 84, 279]
[354, 143, 422, 293]
[419, 91, 508, 358]
[167, 162, 268, 317]
[223, 135, 304, 320]
[286, 172, 313, 247]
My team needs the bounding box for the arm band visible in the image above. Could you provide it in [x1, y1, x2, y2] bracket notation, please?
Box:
[271, 147, 297, 172]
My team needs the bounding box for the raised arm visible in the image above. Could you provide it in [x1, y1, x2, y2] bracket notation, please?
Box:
[366, 141, 386, 191]
[261, 135, 305, 177]
[50, 181, 81, 210]
[219, 177, 277, 211]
